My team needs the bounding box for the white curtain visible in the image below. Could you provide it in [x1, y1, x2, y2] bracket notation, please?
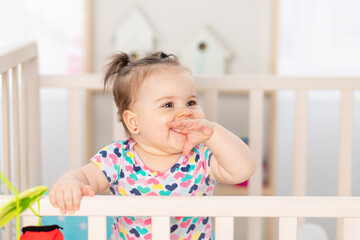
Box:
[278, 0, 360, 76]
[0, 0, 84, 74]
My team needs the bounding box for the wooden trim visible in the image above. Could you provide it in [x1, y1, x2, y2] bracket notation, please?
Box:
[216, 217, 234, 240]
[269, 6, 279, 240]
[268, 92, 277, 195]
[88, 216, 107, 240]
[85, 91, 94, 161]
[337, 90, 354, 240]
[5, 196, 360, 218]
[20, 64, 28, 190]
[271, 0, 279, 75]
[338, 90, 354, 196]
[84, 0, 93, 73]
[279, 217, 297, 240]
[343, 218, 360, 240]
[2, 71, 10, 195]
[40, 74, 360, 91]
[293, 90, 308, 196]
[248, 90, 264, 240]
[22, 56, 41, 188]
[41, 74, 103, 90]
[12, 66, 21, 191]
[0, 41, 37, 73]
[248, 218, 262, 240]
[248, 90, 264, 196]
[152, 217, 170, 240]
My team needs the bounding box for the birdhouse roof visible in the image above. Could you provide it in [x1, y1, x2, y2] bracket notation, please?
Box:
[113, 7, 156, 53]
[181, 27, 231, 59]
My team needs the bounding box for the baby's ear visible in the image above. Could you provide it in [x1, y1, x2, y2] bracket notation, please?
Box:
[122, 110, 140, 134]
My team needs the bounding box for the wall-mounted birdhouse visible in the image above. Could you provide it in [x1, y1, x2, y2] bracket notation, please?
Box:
[113, 7, 156, 59]
[180, 27, 231, 75]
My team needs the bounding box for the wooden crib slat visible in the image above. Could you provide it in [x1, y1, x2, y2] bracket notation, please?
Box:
[85, 91, 94, 161]
[337, 90, 354, 240]
[247, 218, 262, 240]
[343, 218, 360, 240]
[12, 66, 21, 191]
[338, 90, 354, 196]
[2, 71, 11, 195]
[68, 89, 85, 169]
[2, 71, 12, 240]
[203, 89, 218, 122]
[88, 216, 107, 240]
[248, 90, 264, 195]
[293, 90, 308, 197]
[21, 57, 41, 188]
[279, 217, 297, 240]
[152, 217, 170, 240]
[216, 217, 234, 240]
[20, 64, 28, 190]
[248, 90, 264, 240]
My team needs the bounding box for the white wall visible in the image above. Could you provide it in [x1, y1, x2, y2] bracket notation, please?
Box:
[93, 0, 273, 74]
[89, 0, 275, 190]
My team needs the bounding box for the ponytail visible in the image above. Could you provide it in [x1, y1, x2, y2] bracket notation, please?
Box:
[104, 53, 131, 90]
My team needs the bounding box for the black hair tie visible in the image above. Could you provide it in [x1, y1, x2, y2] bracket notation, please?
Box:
[160, 52, 168, 59]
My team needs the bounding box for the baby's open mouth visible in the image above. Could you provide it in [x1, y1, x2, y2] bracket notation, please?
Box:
[170, 128, 186, 135]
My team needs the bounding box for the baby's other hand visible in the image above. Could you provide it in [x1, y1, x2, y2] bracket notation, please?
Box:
[49, 180, 95, 214]
[166, 119, 214, 156]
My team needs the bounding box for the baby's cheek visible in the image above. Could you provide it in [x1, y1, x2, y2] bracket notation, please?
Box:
[194, 109, 205, 119]
[159, 121, 170, 134]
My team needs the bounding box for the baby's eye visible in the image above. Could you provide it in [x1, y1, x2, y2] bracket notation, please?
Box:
[163, 102, 173, 108]
[187, 100, 197, 106]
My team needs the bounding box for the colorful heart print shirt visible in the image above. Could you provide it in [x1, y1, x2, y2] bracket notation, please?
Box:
[90, 138, 216, 240]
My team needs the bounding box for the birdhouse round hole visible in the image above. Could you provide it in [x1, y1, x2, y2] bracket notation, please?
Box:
[198, 42, 207, 51]
[130, 53, 138, 61]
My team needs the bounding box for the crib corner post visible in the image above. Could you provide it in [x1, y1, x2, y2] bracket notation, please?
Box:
[152, 217, 170, 240]
[279, 217, 298, 240]
[21, 55, 41, 188]
[342, 218, 360, 240]
[215, 217, 234, 240]
[88, 216, 107, 240]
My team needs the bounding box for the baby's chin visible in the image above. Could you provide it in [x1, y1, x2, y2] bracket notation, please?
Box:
[170, 140, 187, 154]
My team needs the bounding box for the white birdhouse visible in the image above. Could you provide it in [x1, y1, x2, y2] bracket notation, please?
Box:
[180, 27, 231, 75]
[113, 7, 156, 58]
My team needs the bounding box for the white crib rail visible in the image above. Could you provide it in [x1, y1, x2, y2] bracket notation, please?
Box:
[40, 74, 360, 240]
[0, 41, 41, 190]
[0, 41, 41, 240]
[1, 196, 360, 240]
[2, 41, 360, 240]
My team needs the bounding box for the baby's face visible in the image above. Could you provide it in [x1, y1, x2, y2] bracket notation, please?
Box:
[131, 68, 204, 155]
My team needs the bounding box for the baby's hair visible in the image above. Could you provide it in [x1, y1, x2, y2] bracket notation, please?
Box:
[104, 51, 186, 136]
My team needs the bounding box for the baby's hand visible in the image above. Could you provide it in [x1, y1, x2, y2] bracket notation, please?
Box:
[49, 180, 95, 214]
[166, 119, 214, 156]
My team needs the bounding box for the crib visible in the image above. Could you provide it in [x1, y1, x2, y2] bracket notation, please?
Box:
[1, 41, 360, 240]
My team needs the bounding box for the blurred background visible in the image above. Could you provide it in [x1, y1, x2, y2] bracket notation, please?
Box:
[1, 0, 360, 239]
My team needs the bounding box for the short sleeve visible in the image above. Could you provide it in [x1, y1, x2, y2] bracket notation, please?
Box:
[197, 144, 217, 185]
[90, 141, 123, 187]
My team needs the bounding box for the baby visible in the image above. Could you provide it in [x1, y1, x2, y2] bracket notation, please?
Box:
[49, 52, 255, 239]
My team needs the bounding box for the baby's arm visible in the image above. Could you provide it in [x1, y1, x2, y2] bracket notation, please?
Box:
[49, 163, 109, 214]
[166, 120, 255, 184]
[205, 123, 255, 184]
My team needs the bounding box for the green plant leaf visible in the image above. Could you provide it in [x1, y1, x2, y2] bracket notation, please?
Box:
[0, 186, 48, 227]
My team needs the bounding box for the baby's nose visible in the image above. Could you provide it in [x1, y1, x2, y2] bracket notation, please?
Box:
[176, 108, 192, 118]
